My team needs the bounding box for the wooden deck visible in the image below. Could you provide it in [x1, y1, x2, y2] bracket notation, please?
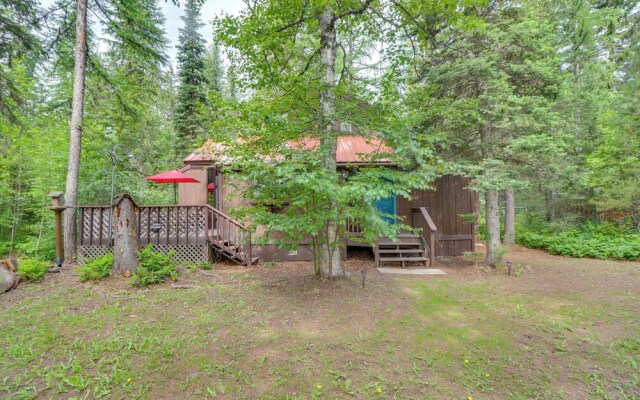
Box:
[77, 201, 454, 266]
[77, 204, 254, 265]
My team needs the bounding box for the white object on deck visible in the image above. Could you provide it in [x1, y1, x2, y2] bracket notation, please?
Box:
[377, 268, 445, 275]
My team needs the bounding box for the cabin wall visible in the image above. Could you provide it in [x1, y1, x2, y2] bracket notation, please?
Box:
[178, 167, 207, 205]
[397, 175, 477, 257]
[181, 163, 476, 260]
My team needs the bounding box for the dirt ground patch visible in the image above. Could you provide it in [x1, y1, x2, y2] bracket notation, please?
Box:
[1, 245, 639, 399]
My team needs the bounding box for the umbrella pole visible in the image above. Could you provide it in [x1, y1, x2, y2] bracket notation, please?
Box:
[174, 183, 177, 204]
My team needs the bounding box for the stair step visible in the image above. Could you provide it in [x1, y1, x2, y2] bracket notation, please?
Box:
[377, 238, 421, 244]
[379, 257, 428, 262]
[378, 243, 422, 248]
[378, 249, 425, 254]
[378, 236, 421, 240]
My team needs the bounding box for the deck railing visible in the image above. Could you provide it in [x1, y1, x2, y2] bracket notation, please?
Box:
[205, 205, 252, 265]
[77, 204, 252, 265]
[345, 218, 364, 235]
[78, 206, 113, 246]
[137, 205, 208, 246]
[411, 207, 438, 265]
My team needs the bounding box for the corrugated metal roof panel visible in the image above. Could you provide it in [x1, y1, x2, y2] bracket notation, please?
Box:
[183, 135, 393, 165]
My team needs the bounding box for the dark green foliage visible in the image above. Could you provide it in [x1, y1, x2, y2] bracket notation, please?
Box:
[17, 258, 48, 281]
[204, 42, 223, 95]
[132, 244, 178, 286]
[517, 223, 640, 261]
[174, 0, 208, 154]
[0, 0, 41, 121]
[0, 0, 176, 260]
[77, 253, 113, 281]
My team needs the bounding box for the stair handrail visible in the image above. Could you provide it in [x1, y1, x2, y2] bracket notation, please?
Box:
[203, 204, 253, 266]
[411, 207, 437, 265]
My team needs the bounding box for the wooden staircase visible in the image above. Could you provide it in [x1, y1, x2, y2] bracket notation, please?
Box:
[375, 233, 431, 268]
[205, 205, 258, 266]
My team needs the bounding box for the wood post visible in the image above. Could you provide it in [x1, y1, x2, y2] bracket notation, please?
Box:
[113, 194, 139, 275]
[47, 192, 65, 268]
[429, 232, 435, 266]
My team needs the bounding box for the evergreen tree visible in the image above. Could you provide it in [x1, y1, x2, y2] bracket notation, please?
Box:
[0, 0, 41, 122]
[224, 58, 239, 101]
[174, 0, 208, 155]
[408, 2, 562, 266]
[204, 42, 224, 95]
[78, 0, 174, 205]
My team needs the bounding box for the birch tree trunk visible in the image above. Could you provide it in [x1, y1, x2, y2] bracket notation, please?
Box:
[113, 195, 139, 275]
[503, 188, 515, 245]
[63, 0, 88, 264]
[485, 190, 501, 266]
[317, 8, 344, 279]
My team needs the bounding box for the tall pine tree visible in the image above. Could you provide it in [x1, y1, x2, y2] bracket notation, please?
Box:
[408, 2, 562, 266]
[204, 42, 223, 95]
[174, 0, 208, 155]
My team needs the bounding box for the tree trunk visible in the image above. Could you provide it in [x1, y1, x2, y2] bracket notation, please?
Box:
[504, 188, 515, 245]
[113, 195, 139, 275]
[317, 8, 344, 279]
[546, 189, 557, 222]
[485, 189, 501, 266]
[479, 112, 502, 267]
[63, 0, 88, 264]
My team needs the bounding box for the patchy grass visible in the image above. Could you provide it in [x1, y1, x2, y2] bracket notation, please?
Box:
[1, 247, 639, 399]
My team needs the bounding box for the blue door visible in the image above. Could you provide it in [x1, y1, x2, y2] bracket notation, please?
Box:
[374, 196, 396, 224]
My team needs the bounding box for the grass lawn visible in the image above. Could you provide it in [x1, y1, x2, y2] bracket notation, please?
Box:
[1, 246, 638, 399]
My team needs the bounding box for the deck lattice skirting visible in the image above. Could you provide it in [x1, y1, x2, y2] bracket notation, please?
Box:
[77, 205, 211, 264]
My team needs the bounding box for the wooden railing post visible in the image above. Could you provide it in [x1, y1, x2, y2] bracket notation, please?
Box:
[429, 231, 435, 266]
[246, 232, 252, 266]
[411, 207, 438, 266]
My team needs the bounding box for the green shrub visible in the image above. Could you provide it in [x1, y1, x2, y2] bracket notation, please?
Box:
[77, 253, 113, 281]
[17, 259, 49, 281]
[517, 222, 640, 261]
[132, 244, 178, 287]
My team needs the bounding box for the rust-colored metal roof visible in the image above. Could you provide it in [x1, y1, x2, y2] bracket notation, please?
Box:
[183, 140, 234, 164]
[184, 135, 393, 165]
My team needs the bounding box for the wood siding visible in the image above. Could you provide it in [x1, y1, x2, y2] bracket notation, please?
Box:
[396, 175, 477, 257]
[178, 167, 207, 205]
[180, 162, 477, 260]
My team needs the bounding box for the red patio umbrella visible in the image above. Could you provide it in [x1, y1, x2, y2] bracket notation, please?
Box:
[146, 170, 200, 203]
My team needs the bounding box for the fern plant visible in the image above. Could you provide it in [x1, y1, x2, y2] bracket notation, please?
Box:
[77, 253, 113, 281]
[17, 259, 49, 281]
[132, 244, 178, 287]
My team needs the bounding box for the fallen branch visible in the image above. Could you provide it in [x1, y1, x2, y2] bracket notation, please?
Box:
[171, 284, 200, 290]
